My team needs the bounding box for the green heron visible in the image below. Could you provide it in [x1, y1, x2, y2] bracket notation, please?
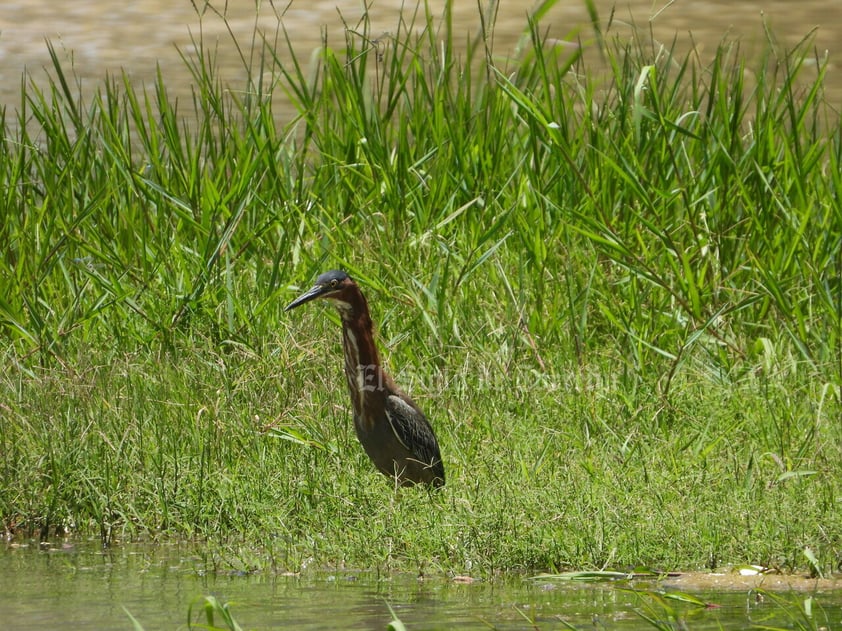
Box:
[285, 270, 445, 487]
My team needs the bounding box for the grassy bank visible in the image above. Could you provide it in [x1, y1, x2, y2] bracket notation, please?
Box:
[1, 1, 840, 576]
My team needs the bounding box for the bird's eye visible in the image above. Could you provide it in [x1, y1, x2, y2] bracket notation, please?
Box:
[330, 279, 338, 288]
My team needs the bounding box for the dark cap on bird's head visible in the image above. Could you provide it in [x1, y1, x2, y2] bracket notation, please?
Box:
[284, 270, 353, 311]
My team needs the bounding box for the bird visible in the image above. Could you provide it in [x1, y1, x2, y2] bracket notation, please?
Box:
[285, 270, 445, 487]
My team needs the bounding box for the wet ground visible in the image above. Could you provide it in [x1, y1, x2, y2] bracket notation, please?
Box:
[665, 569, 841, 592]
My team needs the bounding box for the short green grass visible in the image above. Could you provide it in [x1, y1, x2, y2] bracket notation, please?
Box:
[1, 1, 840, 576]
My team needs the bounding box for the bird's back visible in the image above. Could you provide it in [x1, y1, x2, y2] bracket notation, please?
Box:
[354, 388, 445, 487]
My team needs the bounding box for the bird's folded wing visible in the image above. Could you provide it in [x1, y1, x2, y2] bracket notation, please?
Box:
[385, 394, 440, 465]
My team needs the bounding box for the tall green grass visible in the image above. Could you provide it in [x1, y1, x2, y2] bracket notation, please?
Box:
[1, 4, 839, 380]
[1, 2, 840, 574]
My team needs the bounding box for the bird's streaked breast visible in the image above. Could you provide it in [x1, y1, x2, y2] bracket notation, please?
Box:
[341, 326, 365, 416]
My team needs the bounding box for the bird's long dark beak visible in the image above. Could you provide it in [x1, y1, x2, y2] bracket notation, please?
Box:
[284, 284, 327, 311]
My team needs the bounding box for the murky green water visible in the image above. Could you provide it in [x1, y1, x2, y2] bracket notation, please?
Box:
[2, 541, 839, 630]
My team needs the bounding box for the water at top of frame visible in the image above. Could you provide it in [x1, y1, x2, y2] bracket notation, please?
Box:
[0, 1, 841, 115]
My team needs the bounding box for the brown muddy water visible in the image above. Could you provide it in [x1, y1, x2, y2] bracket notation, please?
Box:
[2, 540, 841, 630]
[1, 1, 842, 113]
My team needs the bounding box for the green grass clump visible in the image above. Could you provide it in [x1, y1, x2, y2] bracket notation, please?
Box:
[1, 1, 840, 576]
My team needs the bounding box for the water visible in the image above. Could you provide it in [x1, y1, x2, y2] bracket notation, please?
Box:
[2, 541, 839, 630]
[1, 1, 842, 113]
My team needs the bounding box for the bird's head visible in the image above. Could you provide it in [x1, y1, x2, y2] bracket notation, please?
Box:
[284, 269, 357, 312]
